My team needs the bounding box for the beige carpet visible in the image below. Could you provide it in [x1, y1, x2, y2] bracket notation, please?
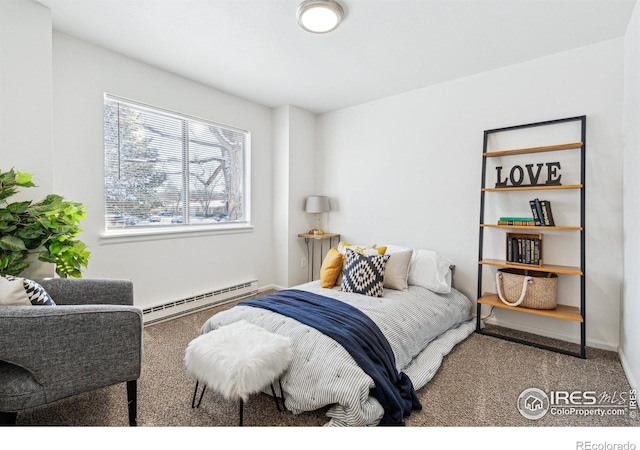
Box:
[13, 297, 639, 430]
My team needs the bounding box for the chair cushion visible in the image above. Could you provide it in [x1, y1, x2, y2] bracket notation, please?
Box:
[184, 320, 292, 402]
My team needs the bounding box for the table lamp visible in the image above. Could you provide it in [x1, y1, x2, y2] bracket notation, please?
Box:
[305, 195, 330, 235]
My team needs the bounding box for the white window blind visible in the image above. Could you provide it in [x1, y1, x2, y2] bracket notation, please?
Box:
[103, 95, 249, 231]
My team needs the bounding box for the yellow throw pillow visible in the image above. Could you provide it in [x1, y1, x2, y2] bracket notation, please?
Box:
[337, 241, 387, 256]
[320, 247, 345, 288]
[369, 246, 387, 255]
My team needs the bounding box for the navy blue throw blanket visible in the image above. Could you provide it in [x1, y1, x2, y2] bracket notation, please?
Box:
[240, 289, 421, 426]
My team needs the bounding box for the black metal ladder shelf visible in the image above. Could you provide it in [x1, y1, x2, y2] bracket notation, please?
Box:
[475, 115, 586, 359]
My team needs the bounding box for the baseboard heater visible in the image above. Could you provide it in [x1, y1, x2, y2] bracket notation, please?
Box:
[142, 280, 258, 326]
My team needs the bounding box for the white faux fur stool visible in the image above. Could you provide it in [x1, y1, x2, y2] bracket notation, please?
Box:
[184, 320, 293, 426]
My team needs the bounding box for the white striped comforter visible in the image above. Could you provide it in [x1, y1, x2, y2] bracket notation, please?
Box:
[200, 281, 475, 426]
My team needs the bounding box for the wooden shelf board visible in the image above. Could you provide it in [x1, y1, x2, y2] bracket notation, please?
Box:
[481, 224, 582, 231]
[483, 184, 582, 192]
[484, 142, 583, 157]
[479, 258, 582, 275]
[478, 293, 583, 322]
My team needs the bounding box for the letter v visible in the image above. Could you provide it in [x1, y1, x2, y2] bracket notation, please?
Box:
[525, 163, 544, 185]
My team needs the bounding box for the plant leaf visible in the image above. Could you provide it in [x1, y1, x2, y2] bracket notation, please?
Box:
[0, 235, 27, 251]
[15, 171, 34, 186]
[38, 250, 57, 263]
[6, 201, 31, 214]
[48, 240, 63, 255]
[2, 251, 30, 275]
[0, 168, 91, 278]
[0, 221, 17, 233]
[0, 186, 17, 201]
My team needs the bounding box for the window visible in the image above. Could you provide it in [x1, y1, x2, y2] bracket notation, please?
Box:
[103, 95, 250, 232]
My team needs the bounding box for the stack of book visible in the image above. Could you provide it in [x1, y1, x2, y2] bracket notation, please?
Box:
[506, 233, 543, 266]
[529, 198, 555, 226]
[498, 217, 536, 226]
[498, 200, 555, 226]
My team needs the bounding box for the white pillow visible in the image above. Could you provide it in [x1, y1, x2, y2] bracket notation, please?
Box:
[0, 275, 31, 305]
[407, 249, 453, 294]
[384, 244, 412, 255]
[383, 249, 413, 291]
[0, 275, 56, 306]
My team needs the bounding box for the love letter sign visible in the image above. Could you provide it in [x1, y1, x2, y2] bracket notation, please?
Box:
[495, 162, 561, 188]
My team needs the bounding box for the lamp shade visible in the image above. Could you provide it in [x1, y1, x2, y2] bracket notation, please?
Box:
[305, 196, 330, 213]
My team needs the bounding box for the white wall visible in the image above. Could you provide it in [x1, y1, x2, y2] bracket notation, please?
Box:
[51, 32, 275, 309]
[621, 1, 640, 390]
[287, 106, 318, 286]
[0, 1, 53, 196]
[317, 39, 625, 351]
[0, 1, 55, 278]
[272, 106, 291, 288]
[272, 105, 317, 288]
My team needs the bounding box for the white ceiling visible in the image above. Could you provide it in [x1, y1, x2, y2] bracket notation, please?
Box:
[34, 0, 636, 114]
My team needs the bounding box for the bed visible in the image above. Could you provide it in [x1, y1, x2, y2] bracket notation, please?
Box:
[200, 244, 475, 426]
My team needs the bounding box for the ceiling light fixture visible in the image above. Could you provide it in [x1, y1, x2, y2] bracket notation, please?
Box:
[297, 0, 344, 34]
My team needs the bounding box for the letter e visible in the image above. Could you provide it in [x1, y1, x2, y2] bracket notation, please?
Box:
[546, 162, 562, 185]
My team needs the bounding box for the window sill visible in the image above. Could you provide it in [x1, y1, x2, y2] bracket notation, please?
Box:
[99, 223, 253, 245]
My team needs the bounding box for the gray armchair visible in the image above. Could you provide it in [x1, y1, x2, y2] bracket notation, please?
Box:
[0, 278, 143, 426]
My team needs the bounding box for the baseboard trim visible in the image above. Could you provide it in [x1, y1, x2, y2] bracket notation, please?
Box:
[618, 347, 639, 391]
[481, 316, 618, 352]
[259, 284, 286, 293]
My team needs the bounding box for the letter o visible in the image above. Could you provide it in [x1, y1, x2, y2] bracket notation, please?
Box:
[510, 165, 524, 186]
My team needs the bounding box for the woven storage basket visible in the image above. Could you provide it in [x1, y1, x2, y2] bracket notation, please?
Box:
[496, 268, 558, 310]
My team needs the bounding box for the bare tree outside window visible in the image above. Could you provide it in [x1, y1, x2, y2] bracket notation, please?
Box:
[104, 95, 249, 230]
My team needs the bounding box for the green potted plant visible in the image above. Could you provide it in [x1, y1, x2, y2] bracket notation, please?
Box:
[0, 168, 91, 278]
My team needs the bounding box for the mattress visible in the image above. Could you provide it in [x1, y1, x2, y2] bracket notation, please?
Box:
[200, 280, 475, 426]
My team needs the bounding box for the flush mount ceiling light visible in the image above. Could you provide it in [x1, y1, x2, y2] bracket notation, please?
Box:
[297, 0, 344, 34]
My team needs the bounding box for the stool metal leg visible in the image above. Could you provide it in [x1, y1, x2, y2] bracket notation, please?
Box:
[191, 381, 199, 408]
[191, 381, 207, 408]
[270, 383, 282, 412]
[190, 378, 287, 425]
[279, 378, 287, 411]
